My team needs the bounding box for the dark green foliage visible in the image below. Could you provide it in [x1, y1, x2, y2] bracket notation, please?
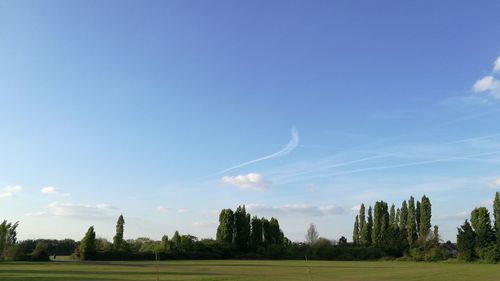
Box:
[416, 201, 421, 239]
[457, 220, 475, 261]
[494, 192, 500, 243]
[365, 206, 373, 246]
[171, 231, 181, 251]
[353, 216, 360, 245]
[359, 204, 369, 246]
[470, 207, 495, 249]
[250, 216, 263, 247]
[79, 226, 96, 260]
[269, 218, 284, 245]
[407, 197, 417, 247]
[233, 205, 251, 248]
[372, 201, 389, 247]
[399, 201, 408, 231]
[216, 209, 234, 243]
[419, 196, 432, 241]
[389, 204, 396, 226]
[113, 214, 125, 249]
[30, 242, 50, 261]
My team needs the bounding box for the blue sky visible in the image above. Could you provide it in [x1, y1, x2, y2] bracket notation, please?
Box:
[1, 0, 500, 242]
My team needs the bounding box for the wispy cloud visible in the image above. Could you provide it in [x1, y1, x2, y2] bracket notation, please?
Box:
[26, 202, 117, 219]
[489, 178, 500, 188]
[41, 186, 70, 196]
[219, 126, 299, 174]
[177, 208, 189, 213]
[435, 211, 468, 221]
[246, 203, 344, 216]
[157, 205, 170, 212]
[0, 185, 22, 199]
[193, 221, 217, 227]
[221, 173, 272, 190]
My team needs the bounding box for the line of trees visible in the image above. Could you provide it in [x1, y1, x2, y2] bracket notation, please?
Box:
[457, 192, 500, 263]
[215, 205, 286, 249]
[4, 194, 500, 263]
[351, 195, 447, 261]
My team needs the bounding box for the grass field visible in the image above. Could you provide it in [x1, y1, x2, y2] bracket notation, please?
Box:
[1, 260, 499, 281]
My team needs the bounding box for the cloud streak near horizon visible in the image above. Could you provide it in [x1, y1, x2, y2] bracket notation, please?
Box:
[218, 126, 299, 174]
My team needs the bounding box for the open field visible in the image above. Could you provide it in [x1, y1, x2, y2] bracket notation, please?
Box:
[1, 260, 500, 281]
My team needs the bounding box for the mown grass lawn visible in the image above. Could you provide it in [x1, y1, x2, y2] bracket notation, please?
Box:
[0, 260, 499, 281]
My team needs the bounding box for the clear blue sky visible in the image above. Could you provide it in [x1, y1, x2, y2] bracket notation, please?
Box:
[1, 0, 500, 242]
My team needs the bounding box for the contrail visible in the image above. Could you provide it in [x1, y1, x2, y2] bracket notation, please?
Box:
[218, 126, 299, 174]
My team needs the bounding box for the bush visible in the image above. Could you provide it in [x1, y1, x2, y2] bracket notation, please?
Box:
[31, 242, 50, 261]
[476, 245, 499, 264]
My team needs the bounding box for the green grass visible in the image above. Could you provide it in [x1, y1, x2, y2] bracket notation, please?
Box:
[1, 260, 499, 281]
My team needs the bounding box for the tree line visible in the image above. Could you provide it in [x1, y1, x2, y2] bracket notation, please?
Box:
[2, 194, 500, 262]
[350, 195, 447, 261]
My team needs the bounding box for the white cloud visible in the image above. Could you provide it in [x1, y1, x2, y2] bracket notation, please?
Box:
[246, 203, 344, 217]
[473, 76, 499, 93]
[0, 185, 22, 199]
[494, 56, 500, 72]
[157, 205, 170, 212]
[221, 173, 272, 190]
[351, 205, 361, 212]
[41, 186, 70, 196]
[26, 202, 118, 218]
[177, 208, 189, 213]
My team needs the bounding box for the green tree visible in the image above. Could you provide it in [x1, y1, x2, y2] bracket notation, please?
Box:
[353, 216, 360, 245]
[160, 235, 169, 252]
[457, 220, 476, 261]
[171, 231, 181, 250]
[250, 216, 263, 247]
[79, 226, 96, 260]
[372, 201, 389, 247]
[407, 197, 417, 247]
[389, 204, 396, 226]
[113, 214, 125, 249]
[269, 217, 284, 245]
[233, 205, 251, 248]
[399, 201, 408, 230]
[395, 208, 400, 228]
[494, 192, 500, 243]
[419, 195, 432, 241]
[360, 204, 370, 246]
[366, 206, 373, 246]
[470, 207, 495, 249]
[416, 200, 421, 239]
[216, 209, 234, 243]
[306, 223, 319, 245]
[262, 218, 271, 245]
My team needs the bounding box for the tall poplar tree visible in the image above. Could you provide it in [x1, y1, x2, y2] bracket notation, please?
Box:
[353, 215, 360, 245]
[360, 204, 370, 246]
[233, 205, 251, 248]
[113, 214, 125, 249]
[216, 209, 234, 243]
[419, 196, 432, 240]
[415, 200, 421, 239]
[494, 192, 500, 243]
[407, 196, 417, 247]
[366, 206, 373, 246]
[389, 204, 396, 226]
[80, 226, 96, 260]
[470, 207, 495, 248]
[250, 216, 263, 247]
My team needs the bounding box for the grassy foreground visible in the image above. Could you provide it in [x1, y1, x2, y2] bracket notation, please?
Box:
[0, 260, 499, 281]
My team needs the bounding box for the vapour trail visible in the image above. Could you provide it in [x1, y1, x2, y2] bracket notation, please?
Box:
[218, 127, 299, 174]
